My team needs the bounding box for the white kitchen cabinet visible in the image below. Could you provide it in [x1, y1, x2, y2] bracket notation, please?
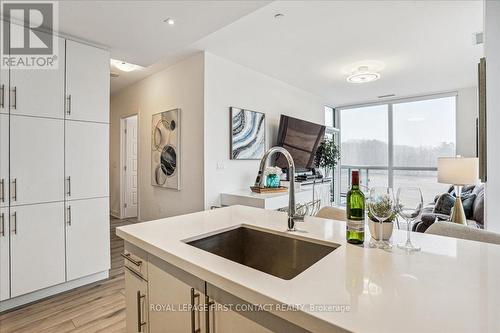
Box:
[9, 115, 64, 206]
[65, 197, 110, 281]
[125, 267, 149, 333]
[9, 34, 65, 119]
[65, 120, 109, 200]
[148, 258, 206, 333]
[208, 301, 273, 333]
[0, 114, 8, 208]
[0, 207, 9, 301]
[10, 202, 65, 298]
[65, 40, 110, 123]
[0, 57, 7, 115]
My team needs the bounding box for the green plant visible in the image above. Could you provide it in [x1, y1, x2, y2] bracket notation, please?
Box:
[315, 137, 340, 173]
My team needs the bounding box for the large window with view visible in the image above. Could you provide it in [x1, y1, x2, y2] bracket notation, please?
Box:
[338, 94, 456, 204]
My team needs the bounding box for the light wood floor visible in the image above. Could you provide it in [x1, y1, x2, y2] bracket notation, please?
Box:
[0, 217, 135, 333]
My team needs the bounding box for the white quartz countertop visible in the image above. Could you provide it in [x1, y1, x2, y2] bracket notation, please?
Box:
[116, 205, 500, 333]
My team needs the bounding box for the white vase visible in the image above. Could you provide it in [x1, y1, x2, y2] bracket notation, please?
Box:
[368, 220, 394, 241]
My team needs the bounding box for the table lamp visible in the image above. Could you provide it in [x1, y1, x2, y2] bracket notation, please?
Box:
[437, 157, 479, 225]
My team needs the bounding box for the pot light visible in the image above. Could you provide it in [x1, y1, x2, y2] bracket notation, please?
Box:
[274, 13, 285, 19]
[110, 59, 143, 72]
[346, 66, 380, 84]
[164, 18, 175, 25]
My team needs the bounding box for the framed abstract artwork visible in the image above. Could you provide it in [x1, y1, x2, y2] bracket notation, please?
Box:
[151, 108, 181, 189]
[230, 107, 266, 160]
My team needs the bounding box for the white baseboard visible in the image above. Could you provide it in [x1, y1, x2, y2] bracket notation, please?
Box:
[0, 271, 109, 312]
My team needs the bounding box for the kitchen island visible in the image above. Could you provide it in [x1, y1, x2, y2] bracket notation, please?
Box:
[116, 205, 500, 333]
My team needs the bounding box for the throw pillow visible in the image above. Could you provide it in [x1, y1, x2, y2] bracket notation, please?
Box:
[461, 193, 477, 219]
[433, 193, 455, 216]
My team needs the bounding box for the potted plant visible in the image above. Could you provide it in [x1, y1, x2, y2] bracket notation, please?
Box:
[314, 137, 340, 204]
[368, 197, 400, 241]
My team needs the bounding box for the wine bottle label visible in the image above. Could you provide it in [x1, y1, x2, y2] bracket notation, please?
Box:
[347, 219, 365, 231]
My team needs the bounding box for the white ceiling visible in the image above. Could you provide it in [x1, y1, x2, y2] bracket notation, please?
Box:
[58, 1, 483, 104]
[58, 0, 270, 94]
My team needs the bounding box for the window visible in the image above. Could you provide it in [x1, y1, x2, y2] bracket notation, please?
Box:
[325, 106, 335, 128]
[337, 94, 456, 203]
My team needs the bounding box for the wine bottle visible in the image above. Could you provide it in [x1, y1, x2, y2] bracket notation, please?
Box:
[346, 170, 365, 244]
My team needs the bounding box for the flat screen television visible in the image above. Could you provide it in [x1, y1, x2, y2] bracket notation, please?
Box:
[275, 115, 326, 171]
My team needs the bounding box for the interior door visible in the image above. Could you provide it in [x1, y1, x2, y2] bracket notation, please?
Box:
[0, 114, 8, 208]
[0, 207, 9, 301]
[10, 202, 65, 297]
[66, 40, 110, 123]
[9, 35, 65, 119]
[65, 121, 109, 200]
[10, 115, 64, 206]
[66, 197, 110, 281]
[124, 116, 138, 218]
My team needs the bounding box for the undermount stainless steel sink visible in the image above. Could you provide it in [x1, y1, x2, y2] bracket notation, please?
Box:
[186, 226, 340, 280]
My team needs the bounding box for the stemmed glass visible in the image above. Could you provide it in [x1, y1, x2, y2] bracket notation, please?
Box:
[396, 187, 423, 252]
[368, 187, 395, 249]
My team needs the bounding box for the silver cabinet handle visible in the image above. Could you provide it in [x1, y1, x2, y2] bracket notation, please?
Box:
[11, 212, 16, 235]
[121, 252, 142, 267]
[10, 87, 16, 109]
[66, 176, 71, 197]
[66, 94, 71, 115]
[136, 290, 146, 332]
[11, 178, 17, 202]
[191, 288, 201, 333]
[0, 213, 4, 237]
[205, 295, 215, 333]
[0, 179, 4, 203]
[0, 84, 4, 108]
[67, 205, 72, 226]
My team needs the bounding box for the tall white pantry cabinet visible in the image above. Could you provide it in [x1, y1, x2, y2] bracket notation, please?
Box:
[0, 36, 110, 309]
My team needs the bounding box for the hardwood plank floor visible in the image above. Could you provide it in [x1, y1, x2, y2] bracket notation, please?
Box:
[0, 217, 135, 333]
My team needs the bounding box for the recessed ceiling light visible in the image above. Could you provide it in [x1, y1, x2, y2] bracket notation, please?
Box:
[164, 18, 175, 25]
[110, 59, 143, 72]
[274, 13, 285, 19]
[347, 66, 380, 84]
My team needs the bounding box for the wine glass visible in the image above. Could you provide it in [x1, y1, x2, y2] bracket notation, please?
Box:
[396, 187, 423, 252]
[368, 187, 395, 249]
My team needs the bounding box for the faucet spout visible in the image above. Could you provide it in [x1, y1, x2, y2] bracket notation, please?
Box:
[254, 146, 301, 231]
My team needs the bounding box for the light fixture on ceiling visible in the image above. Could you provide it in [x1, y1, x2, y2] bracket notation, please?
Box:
[164, 17, 175, 25]
[110, 59, 143, 72]
[346, 66, 380, 83]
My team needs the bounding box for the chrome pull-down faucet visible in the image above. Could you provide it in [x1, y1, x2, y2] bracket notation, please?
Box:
[254, 146, 303, 231]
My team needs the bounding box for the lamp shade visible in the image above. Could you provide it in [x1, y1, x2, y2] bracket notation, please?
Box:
[437, 157, 479, 185]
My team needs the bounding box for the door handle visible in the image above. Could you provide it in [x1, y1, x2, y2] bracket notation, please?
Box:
[191, 288, 201, 333]
[11, 212, 16, 235]
[205, 295, 215, 333]
[67, 205, 72, 226]
[0, 84, 4, 108]
[10, 87, 16, 109]
[66, 176, 71, 197]
[0, 178, 4, 203]
[11, 178, 17, 202]
[0, 213, 4, 237]
[136, 291, 146, 332]
[66, 94, 71, 115]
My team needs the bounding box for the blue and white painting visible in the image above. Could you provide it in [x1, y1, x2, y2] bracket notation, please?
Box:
[230, 107, 266, 160]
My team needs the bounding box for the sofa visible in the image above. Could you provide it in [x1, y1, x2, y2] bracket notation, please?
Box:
[413, 184, 484, 233]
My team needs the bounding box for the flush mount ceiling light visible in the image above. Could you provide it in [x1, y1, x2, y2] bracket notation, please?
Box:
[110, 59, 143, 72]
[346, 66, 380, 83]
[163, 17, 175, 25]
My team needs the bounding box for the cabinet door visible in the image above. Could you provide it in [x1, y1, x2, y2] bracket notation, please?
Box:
[0, 207, 9, 301]
[148, 260, 205, 333]
[0, 58, 7, 114]
[125, 267, 149, 333]
[209, 301, 273, 333]
[66, 197, 110, 281]
[0, 114, 8, 208]
[65, 121, 109, 200]
[9, 35, 65, 119]
[10, 202, 65, 297]
[10, 115, 64, 206]
[66, 40, 110, 123]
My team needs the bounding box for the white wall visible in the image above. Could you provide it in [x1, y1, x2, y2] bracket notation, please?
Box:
[203, 52, 326, 209]
[485, 0, 500, 232]
[456, 86, 478, 157]
[110, 53, 205, 221]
